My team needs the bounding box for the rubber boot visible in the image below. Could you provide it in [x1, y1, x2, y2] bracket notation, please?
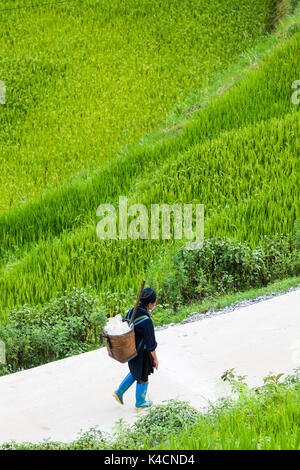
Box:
[135, 382, 153, 409]
[113, 372, 135, 405]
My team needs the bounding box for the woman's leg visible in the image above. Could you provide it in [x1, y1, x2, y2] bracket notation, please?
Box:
[135, 380, 153, 409]
[113, 372, 135, 405]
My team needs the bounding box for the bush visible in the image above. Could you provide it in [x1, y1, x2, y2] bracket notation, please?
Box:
[0, 287, 107, 375]
[106, 399, 200, 450]
[293, 218, 300, 250]
[152, 232, 298, 309]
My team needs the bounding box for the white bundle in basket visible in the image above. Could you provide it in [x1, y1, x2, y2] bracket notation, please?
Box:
[103, 314, 131, 335]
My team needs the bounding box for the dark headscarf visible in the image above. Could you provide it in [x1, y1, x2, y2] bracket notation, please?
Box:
[139, 287, 157, 308]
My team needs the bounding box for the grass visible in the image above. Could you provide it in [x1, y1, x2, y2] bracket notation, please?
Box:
[157, 372, 300, 450]
[0, 16, 300, 314]
[1, 6, 299, 254]
[0, 0, 274, 211]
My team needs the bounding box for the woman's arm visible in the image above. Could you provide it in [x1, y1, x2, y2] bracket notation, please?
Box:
[150, 349, 159, 369]
[141, 317, 158, 369]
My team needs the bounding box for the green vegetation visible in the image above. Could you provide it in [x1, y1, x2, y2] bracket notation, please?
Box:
[0, 248, 298, 375]
[0, 6, 299, 314]
[0, 0, 274, 211]
[1, 368, 299, 450]
[0, 287, 107, 376]
[158, 369, 300, 451]
[150, 232, 299, 310]
[152, 276, 300, 327]
[0, 1, 299, 452]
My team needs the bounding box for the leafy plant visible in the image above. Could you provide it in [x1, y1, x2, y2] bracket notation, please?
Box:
[153, 233, 298, 309]
[104, 399, 200, 450]
[0, 287, 107, 375]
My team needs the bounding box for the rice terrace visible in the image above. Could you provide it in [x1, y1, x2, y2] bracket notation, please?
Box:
[0, 0, 299, 453]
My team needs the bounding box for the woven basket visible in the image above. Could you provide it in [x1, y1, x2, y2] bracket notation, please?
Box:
[103, 325, 137, 363]
[102, 280, 146, 364]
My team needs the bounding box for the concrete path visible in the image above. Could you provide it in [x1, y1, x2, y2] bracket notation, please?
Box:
[0, 289, 299, 444]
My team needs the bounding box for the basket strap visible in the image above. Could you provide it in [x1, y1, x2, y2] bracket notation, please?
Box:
[125, 310, 149, 324]
[122, 313, 149, 353]
[133, 315, 149, 326]
[129, 280, 146, 326]
[134, 316, 149, 352]
[124, 308, 133, 323]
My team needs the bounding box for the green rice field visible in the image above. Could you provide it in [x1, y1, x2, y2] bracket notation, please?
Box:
[0, 0, 274, 211]
[0, 1, 299, 450]
[0, 0, 299, 317]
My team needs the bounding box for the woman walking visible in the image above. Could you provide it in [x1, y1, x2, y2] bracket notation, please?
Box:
[113, 287, 158, 409]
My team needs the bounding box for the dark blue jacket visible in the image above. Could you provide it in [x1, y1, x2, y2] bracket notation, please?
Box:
[125, 306, 157, 382]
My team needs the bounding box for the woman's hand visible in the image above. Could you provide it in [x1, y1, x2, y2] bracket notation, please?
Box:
[151, 350, 159, 370]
